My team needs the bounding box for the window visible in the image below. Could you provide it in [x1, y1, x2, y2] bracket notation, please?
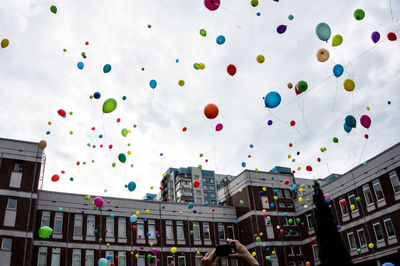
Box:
[177, 221, 184, 240]
[52, 248, 61, 266]
[137, 219, 144, 239]
[193, 222, 200, 240]
[195, 256, 202, 266]
[86, 215, 95, 236]
[7, 198, 17, 209]
[210, 179, 214, 183]
[38, 247, 48, 266]
[10, 162, 22, 187]
[287, 246, 294, 256]
[166, 220, 173, 240]
[72, 249, 81, 266]
[347, 232, 356, 250]
[384, 218, 395, 238]
[279, 202, 285, 208]
[294, 246, 302, 255]
[297, 262, 305, 266]
[312, 245, 319, 260]
[106, 251, 114, 263]
[118, 251, 126, 266]
[373, 222, 384, 241]
[261, 196, 269, 209]
[85, 250, 94, 266]
[13, 161, 23, 172]
[283, 189, 291, 198]
[363, 184, 374, 205]
[137, 256, 145, 266]
[106, 217, 114, 237]
[1, 237, 12, 250]
[178, 256, 186, 266]
[74, 214, 83, 235]
[118, 218, 126, 238]
[54, 212, 63, 234]
[389, 170, 400, 194]
[289, 262, 296, 266]
[281, 216, 288, 226]
[41, 211, 50, 227]
[148, 219, 156, 239]
[339, 196, 349, 215]
[218, 223, 225, 240]
[357, 227, 367, 247]
[203, 222, 210, 240]
[167, 256, 174, 265]
[306, 214, 313, 229]
[348, 192, 358, 211]
[4, 198, 17, 227]
[286, 202, 293, 208]
[372, 179, 384, 201]
[276, 189, 283, 198]
[227, 224, 234, 240]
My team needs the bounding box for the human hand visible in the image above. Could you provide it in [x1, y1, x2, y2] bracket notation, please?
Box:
[201, 249, 220, 266]
[228, 240, 259, 265]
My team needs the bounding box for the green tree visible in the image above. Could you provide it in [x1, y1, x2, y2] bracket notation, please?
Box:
[312, 180, 353, 265]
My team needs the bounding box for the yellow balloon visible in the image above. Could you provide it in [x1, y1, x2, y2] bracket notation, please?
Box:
[179, 211, 183, 214]
[163, 173, 166, 177]
[135, 254, 139, 258]
[178, 80, 185, 86]
[136, 211, 140, 215]
[332, 34, 343, 46]
[299, 188, 303, 192]
[256, 55, 265, 63]
[238, 188, 242, 192]
[48, 121, 52, 125]
[267, 216, 271, 220]
[198, 63, 205, 69]
[316, 48, 330, 62]
[69, 131, 73, 135]
[39, 140, 47, 149]
[252, 252, 256, 257]
[262, 209, 266, 213]
[171, 247, 177, 253]
[273, 196, 278, 200]
[297, 166, 301, 171]
[1, 39, 10, 48]
[272, 251, 275, 255]
[106, 243, 110, 248]
[298, 197, 303, 202]
[366, 106, 370, 111]
[343, 79, 355, 91]
[128, 130, 131, 133]
[350, 204, 355, 211]
[368, 243, 374, 249]
[127, 150, 131, 155]
[259, 232, 263, 236]
[145, 209, 150, 214]
[288, 154, 291, 158]
[262, 187, 266, 191]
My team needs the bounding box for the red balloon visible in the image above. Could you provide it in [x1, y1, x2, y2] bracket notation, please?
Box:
[364, 134, 369, 139]
[289, 143, 293, 147]
[227, 64, 237, 76]
[193, 180, 200, 188]
[204, 103, 219, 119]
[61, 170, 65, 174]
[51, 174, 60, 182]
[85, 41, 89, 45]
[312, 237, 317, 243]
[109, 145, 113, 149]
[306, 165, 312, 171]
[341, 200, 347, 206]
[92, 127, 95, 130]
[388, 32, 397, 41]
[159, 186, 164, 190]
[132, 225, 137, 231]
[182, 127, 187, 132]
[290, 120, 296, 126]
[284, 179, 290, 185]
[280, 229, 284, 234]
[57, 109, 66, 117]
[292, 170, 296, 174]
[317, 157, 321, 162]
[117, 118, 121, 123]
[212, 208, 215, 212]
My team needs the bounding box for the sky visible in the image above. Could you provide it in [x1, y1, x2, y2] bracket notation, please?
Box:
[0, 0, 399, 200]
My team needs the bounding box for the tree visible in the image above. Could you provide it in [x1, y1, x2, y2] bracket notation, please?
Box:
[312, 180, 353, 266]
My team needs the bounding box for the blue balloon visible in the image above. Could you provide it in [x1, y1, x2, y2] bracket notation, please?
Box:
[216, 35, 226, 45]
[188, 202, 194, 209]
[127, 181, 136, 192]
[94, 229, 98, 234]
[103, 64, 111, 73]
[98, 258, 108, 266]
[382, 263, 395, 266]
[77, 62, 84, 69]
[315, 22, 331, 41]
[270, 203, 275, 208]
[345, 115, 357, 128]
[130, 215, 137, 223]
[293, 184, 298, 189]
[333, 64, 344, 78]
[149, 79, 157, 89]
[241, 162, 246, 168]
[264, 91, 281, 108]
[93, 92, 101, 99]
[110, 214, 114, 218]
[344, 123, 352, 133]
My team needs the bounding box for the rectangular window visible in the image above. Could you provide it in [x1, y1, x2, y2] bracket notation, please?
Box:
[306, 214, 313, 229]
[72, 249, 81, 266]
[287, 246, 294, 256]
[286, 202, 293, 208]
[54, 212, 63, 234]
[118, 251, 126, 266]
[137, 219, 144, 239]
[289, 262, 296, 266]
[261, 196, 269, 209]
[166, 220, 173, 240]
[294, 246, 302, 255]
[7, 198, 17, 209]
[363, 184, 374, 205]
[177, 221, 184, 240]
[10, 162, 22, 187]
[148, 219, 156, 239]
[193, 222, 200, 240]
[87, 215, 95, 236]
[13, 161, 23, 172]
[339, 196, 349, 215]
[85, 250, 94, 266]
[347, 232, 356, 250]
[203, 222, 210, 240]
[384, 218, 395, 238]
[348, 193, 358, 211]
[137, 256, 145, 266]
[279, 202, 285, 208]
[210, 179, 214, 183]
[41, 211, 50, 227]
[38, 247, 48, 266]
[357, 227, 367, 247]
[4, 198, 17, 227]
[218, 223, 225, 240]
[227, 224, 234, 240]
[372, 179, 384, 201]
[276, 189, 283, 198]
[281, 216, 288, 226]
[195, 256, 202, 266]
[51, 248, 60, 266]
[167, 256, 174, 265]
[312, 245, 319, 260]
[373, 222, 384, 241]
[106, 217, 114, 237]
[389, 170, 400, 194]
[211, 200, 216, 205]
[283, 189, 291, 199]
[74, 214, 83, 235]
[105, 251, 114, 263]
[118, 218, 126, 238]
[178, 256, 186, 266]
[1, 237, 12, 250]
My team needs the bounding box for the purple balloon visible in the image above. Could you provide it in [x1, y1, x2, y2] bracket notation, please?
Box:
[277, 25, 287, 34]
[371, 31, 380, 43]
[360, 115, 371, 129]
[267, 120, 273, 125]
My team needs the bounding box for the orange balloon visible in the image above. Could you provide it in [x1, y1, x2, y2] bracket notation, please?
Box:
[204, 103, 219, 119]
[306, 262, 310, 266]
[316, 48, 329, 62]
[287, 83, 293, 89]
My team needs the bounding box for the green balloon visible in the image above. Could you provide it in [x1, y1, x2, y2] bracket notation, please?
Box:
[194, 63, 199, 70]
[121, 128, 128, 137]
[190, 230, 194, 235]
[102, 98, 117, 113]
[315, 22, 331, 41]
[50, 5, 57, 14]
[147, 254, 153, 260]
[251, 0, 259, 7]
[297, 80, 308, 92]
[288, 219, 293, 224]
[118, 153, 126, 163]
[354, 9, 365, 20]
[198, 164, 202, 169]
[356, 248, 361, 254]
[333, 137, 339, 143]
[296, 218, 301, 223]
[288, 15, 294, 20]
[112, 162, 116, 167]
[200, 29, 207, 37]
[39, 226, 53, 238]
[306, 198, 311, 203]
[199, 153, 203, 157]
[356, 197, 361, 202]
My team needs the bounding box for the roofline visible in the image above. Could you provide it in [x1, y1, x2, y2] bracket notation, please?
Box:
[0, 137, 40, 145]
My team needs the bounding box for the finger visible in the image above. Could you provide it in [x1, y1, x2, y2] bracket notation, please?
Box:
[213, 255, 221, 265]
[208, 249, 216, 260]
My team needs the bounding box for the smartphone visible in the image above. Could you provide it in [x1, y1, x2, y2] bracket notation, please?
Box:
[216, 243, 237, 257]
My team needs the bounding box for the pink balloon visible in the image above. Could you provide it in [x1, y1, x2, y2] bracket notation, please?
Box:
[295, 85, 302, 95]
[215, 123, 223, 131]
[360, 115, 371, 129]
[204, 0, 220, 11]
[94, 197, 104, 208]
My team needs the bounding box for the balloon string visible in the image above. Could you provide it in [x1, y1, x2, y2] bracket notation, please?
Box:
[331, 78, 338, 112]
[210, 120, 218, 171]
[267, 109, 304, 136]
[359, 138, 368, 163]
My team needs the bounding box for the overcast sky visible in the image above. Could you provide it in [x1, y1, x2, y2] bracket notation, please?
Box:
[0, 0, 399, 199]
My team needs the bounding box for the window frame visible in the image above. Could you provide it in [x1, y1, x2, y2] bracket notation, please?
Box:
[7, 198, 17, 210]
[218, 223, 225, 240]
[12, 161, 23, 172]
[226, 224, 234, 240]
[118, 217, 126, 238]
[287, 246, 294, 256]
[176, 221, 184, 240]
[72, 249, 81, 266]
[347, 232, 357, 250]
[166, 220, 174, 240]
[389, 170, 400, 194]
[148, 219, 156, 239]
[357, 228, 367, 247]
[283, 189, 291, 199]
[347, 192, 358, 211]
[38, 247, 48, 266]
[193, 221, 201, 240]
[372, 179, 384, 201]
[85, 250, 94, 266]
[383, 218, 396, 238]
[74, 214, 83, 235]
[118, 251, 126, 266]
[106, 216, 114, 237]
[51, 248, 61, 266]
[137, 219, 144, 239]
[41, 211, 51, 227]
[362, 184, 374, 206]
[1, 237, 12, 250]
[338, 196, 349, 216]
[177, 256, 186, 266]
[86, 215, 95, 236]
[372, 222, 384, 242]
[203, 222, 210, 240]
[306, 214, 313, 229]
[54, 212, 63, 234]
[312, 244, 319, 260]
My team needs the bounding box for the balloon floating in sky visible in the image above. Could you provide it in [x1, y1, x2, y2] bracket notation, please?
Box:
[267, 120, 273, 126]
[178, 80, 185, 86]
[93, 92, 101, 99]
[354, 9, 365, 20]
[149, 80, 157, 89]
[297, 80, 308, 92]
[57, 109, 66, 117]
[371, 31, 380, 43]
[204, 103, 219, 119]
[316, 48, 330, 62]
[103, 64, 112, 73]
[94, 197, 104, 208]
[39, 226, 53, 238]
[204, 0, 220, 11]
[39, 140, 47, 149]
[264, 91, 281, 108]
[215, 123, 223, 131]
[127, 181, 136, 192]
[193, 180, 200, 188]
[121, 128, 128, 137]
[50, 5, 57, 14]
[188, 202, 195, 209]
[98, 258, 108, 266]
[251, 0, 258, 7]
[315, 22, 331, 41]
[256, 55, 265, 63]
[288, 15, 294, 20]
[118, 153, 126, 163]
[1, 39, 9, 48]
[102, 98, 117, 113]
[387, 32, 397, 41]
[333, 64, 344, 77]
[333, 137, 339, 143]
[290, 120, 296, 126]
[360, 115, 371, 129]
[200, 29, 207, 36]
[77, 62, 84, 69]
[51, 174, 59, 182]
[216, 35, 225, 45]
[227, 64, 237, 76]
[332, 34, 343, 46]
[276, 25, 287, 34]
[345, 115, 357, 128]
[343, 79, 355, 92]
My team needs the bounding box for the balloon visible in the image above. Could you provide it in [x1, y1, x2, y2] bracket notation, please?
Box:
[382, 263, 395, 266]
[297, 80, 308, 92]
[215, 123, 223, 131]
[316, 48, 330, 62]
[50, 5, 57, 14]
[121, 128, 129, 137]
[200, 29, 207, 36]
[306, 165, 312, 171]
[315, 22, 331, 41]
[256, 55, 265, 63]
[188, 202, 194, 209]
[128, 181, 136, 192]
[198, 63, 205, 69]
[130, 215, 138, 223]
[102, 98, 117, 113]
[295, 85, 302, 95]
[118, 153, 126, 163]
[98, 258, 109, 266]
[178, 80, 185, 86]
[332, 34, 343, 46]
[39, 226, 53, 238]
[287, 83, 293, 89]
[1, 39, 10, 48]
[387, 32, 397, 41]
[149, 80, 157, 89]
[204, 0, 220, 11]
[290, 120, 296, 126]
[94, 92, 101, 99]
[103, 64, 112, 73]
[39, 140, 47, 149]
[267, 120, 273, 125]
[51, 174, 59, 182]
[171, 247, 177, 253]
[193, 63, 200, 70]
[276, 25, 287, 34]
[368, 243, 374, 249]
[216, 35, 225, 45]
[360, 115, 371, 129]
[264, 91, 281, 108]
[333, 137, 338, 143]
[354, 9, 365, 20]
[344, 123, 352, 133]
[345, 115, 357, 128]
[193, 180, 200, 188]
[288, 15, 294, 20]
[371, 31, 380, 43]
[204, 103, 219, 119]
[333, 64, 344, 77]
[251, 0, 258, 7]
[227, 64, 237, 76]
[343, 79, 355, 91]
[94, 197, 104, 208]
[241, 162, 246, 167]
[77, 62, 84, 69]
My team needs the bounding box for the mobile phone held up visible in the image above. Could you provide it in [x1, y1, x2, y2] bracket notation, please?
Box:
[216, 243, 237, 257]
